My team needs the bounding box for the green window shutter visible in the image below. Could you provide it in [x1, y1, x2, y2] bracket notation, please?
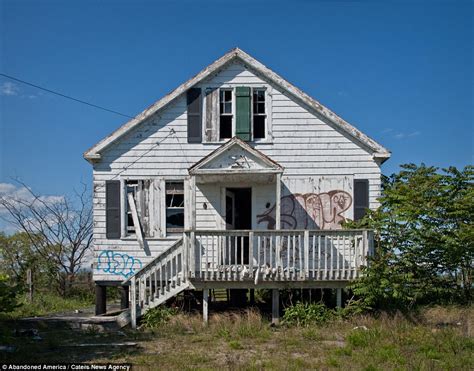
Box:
[235, 87, 251, 141]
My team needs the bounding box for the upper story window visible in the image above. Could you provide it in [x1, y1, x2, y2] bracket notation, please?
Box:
[252, 88, 266, 139]
[219, 89, 233, 140]
[187, 86, 269, 143]
[218, 87, 266, 141]
[166, 181, 185, 232]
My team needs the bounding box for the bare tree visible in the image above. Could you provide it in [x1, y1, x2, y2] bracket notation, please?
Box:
[0, 180, 93, 296]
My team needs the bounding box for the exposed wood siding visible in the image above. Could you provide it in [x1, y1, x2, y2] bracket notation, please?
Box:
[92, 61, 383, 281]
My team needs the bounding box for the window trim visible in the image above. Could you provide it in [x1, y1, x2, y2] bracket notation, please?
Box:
[122, 179, 154, 238]
[165, 180, 185, 233]
[119, 176, 187, 240]
[125, 180, 139, 236]
[251, 87, 267, 141]
[219, 87, 234, 141]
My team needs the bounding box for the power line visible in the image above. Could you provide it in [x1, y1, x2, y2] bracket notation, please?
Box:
[0, 73, 135, 119]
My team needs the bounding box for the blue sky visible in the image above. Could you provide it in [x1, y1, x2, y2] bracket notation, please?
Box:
[0, 0, 472, 202]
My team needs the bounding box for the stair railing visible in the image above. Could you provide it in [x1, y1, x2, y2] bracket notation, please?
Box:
[123, 237, 187, 328]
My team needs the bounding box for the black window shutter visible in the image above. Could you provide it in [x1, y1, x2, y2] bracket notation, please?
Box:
[354, 179, 369, 221]
[187, 88, 202, 143]
[106, 180, 121, 239]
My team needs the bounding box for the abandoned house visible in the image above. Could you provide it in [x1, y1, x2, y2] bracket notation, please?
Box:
[84, 48, 391, 327]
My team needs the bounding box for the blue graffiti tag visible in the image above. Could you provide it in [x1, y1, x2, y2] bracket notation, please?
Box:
[97, 250, 143, 278]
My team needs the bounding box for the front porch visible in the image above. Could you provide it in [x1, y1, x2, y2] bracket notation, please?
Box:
[126, 228, 373, 328]
[187, 229, 373, 282]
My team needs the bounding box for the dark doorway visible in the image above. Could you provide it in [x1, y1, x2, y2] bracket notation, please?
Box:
[226, 187, 252, 230]
[226, 187, 251, 265]
[226, 187, 251, 306]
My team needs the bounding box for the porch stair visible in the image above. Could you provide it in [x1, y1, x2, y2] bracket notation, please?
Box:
[124, 238, 189, 328]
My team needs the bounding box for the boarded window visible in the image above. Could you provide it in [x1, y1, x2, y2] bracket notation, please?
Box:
[354, 179, 369, 221]
[252, 88, 266, 139]
[219, 89, 233, 140]
[125, 180, 152, 237]
[105, 180, 121, 239]
[187, 88, 202, 143]
[166, 181, 185, 232]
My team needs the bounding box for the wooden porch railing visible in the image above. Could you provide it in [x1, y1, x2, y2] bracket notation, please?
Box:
[124, 238, 189, 328]
[184, 229, 374, 282]
[123, 229, 373, 327]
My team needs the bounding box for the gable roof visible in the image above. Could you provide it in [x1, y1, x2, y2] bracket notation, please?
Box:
[84, 48, 391, 162]
[189, 137, 283, 175]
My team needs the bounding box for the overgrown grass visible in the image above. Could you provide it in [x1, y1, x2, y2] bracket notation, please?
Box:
[0, 292, 94, 319]
[1, 305, 472, 370]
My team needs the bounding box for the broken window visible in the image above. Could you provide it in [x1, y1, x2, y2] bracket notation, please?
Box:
[125, 180, 151, 237]
[253, 88, 266, 139]
[166, 181, 185, 232]
[219, 89, 233, 140]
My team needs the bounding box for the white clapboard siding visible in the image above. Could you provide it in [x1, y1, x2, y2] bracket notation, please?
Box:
[92, 60, 384, 281]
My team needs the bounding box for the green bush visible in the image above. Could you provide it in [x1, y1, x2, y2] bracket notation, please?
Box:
[345, 164, 474, 310]
[282, 302, 334, 326]
[142, 306, 178, 328]
[0, 274, 21, 313]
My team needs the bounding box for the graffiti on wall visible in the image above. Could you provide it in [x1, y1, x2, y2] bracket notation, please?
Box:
[97, 250, 143, 278]
[257, 191, 352, 230]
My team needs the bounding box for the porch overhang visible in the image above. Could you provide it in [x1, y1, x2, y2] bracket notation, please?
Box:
[188, 137, 284, 184]
[192, 170, 281, 184]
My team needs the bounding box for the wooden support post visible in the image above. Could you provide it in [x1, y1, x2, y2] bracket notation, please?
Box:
[120, 285, 129, 309]
[249, 289, 255, 305]
[131, 277, 137, 329]
[272, 289, 280, 326]
[304, 230, 309, 279]
[336, 288, 342, 308]
[275, 173, 282, 271]
[190, 176, 196, 230]
[95, 285, 107, 315]
[203, 288, 209, 324]
[275, 173, 281, 230]
[190, 231, 196, 278]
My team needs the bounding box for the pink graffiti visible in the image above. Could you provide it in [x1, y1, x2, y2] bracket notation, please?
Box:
[257, 191, 352, 230]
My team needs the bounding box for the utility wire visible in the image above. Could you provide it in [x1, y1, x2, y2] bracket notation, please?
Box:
[0, 73, 135, 119]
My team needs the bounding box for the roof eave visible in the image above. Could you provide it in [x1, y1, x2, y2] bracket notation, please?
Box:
[84, 48, 243, 159]
[84, 47, 391, 161]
